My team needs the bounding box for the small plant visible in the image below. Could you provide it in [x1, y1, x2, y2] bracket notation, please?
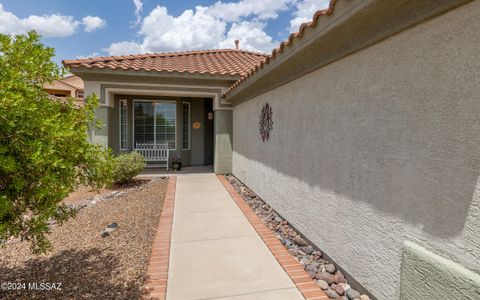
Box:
[112, 152, 145, 185]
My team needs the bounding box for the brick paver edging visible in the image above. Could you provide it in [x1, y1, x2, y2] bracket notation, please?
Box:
[218, 175, 329, 300]
[143, 176, 177, 300]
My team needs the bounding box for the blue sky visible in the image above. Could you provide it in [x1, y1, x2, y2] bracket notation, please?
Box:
[0, 0, 329, 65]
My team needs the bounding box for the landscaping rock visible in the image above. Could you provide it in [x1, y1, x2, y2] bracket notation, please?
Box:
[107, 222, 118, 229]
[326, 263, 336, 274]
[293, 236, 308, 246]
[302, 245, 314, 255]
[225, 175, 374, 299]
[297, 249, 307, 256]
[360, 295, 371, 300]
[316, 272, 335, 285]
[346, 288, 362, 299]
[305, 261, 319, 272]
[325, 289, 340, 299]
[334, 273, 348, 284]
[334, 283, 350, 296]
[317, 280, 329, 290]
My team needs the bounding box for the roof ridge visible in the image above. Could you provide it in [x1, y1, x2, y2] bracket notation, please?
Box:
[224, 0, 338, 97]
[63, 49, 269, 65]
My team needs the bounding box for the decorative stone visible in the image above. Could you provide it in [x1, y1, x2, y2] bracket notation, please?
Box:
[360, 295, 370, 300]
[325, 289, 340, 299]
[307, 270, 316, 279]
[288, 249, 297, 256]
[316, 280, 329, 290]
[301, 245, 314, 255]
[326, 263, 336, 274]
[293, 236, 308, 246]
[316, 272, 334, 285]
[346, 288, 362, 300]
[334, 283, 345, 296]
[305, 261, 319, 272]
[107, 222, 118, 229]
[334, 273, 348, 284]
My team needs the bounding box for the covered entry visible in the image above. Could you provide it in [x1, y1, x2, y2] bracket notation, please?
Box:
[113, 95, 214, 168]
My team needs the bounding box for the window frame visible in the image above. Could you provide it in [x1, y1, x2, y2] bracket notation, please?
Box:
[119, 99, 128, 151]
[132, 99, 177, 150]
[182, 101, 191, 150]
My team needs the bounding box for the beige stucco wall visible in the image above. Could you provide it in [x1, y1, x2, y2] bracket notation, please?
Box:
[232, 2, 480, 299]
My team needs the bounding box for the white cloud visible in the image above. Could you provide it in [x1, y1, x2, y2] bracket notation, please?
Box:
[289, 0, 330, 32]
[76, 52, 100, 59]
[82, 16, 106, 32]
[219, 21, 277, 53]
[103, 41, 146, 56]
[202, 0, 295, 22]
[133, 0, 143, 25]
[104, 1, 289, 56]
[140, 6, 226, 52]
[0, 4, 79, 37]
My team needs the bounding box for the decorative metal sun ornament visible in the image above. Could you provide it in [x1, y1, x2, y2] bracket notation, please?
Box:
[259, 103, 273, 142]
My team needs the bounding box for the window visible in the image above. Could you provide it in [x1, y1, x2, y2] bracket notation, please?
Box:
[119, 100, 128, 150]
[134, 100, 176, 149]
[182, 102, 190, 150]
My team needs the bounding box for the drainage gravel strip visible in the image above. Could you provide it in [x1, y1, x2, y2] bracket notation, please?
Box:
[225, 175, 371, 300]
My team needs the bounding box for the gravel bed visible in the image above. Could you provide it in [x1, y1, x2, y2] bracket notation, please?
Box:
[225, 175, 372, 300]
[0, 178, 169, 300]
[63, 178, 150, 206]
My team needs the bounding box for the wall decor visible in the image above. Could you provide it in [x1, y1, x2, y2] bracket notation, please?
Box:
[192, 122, 201, 129]
[259, 103, 273, 142]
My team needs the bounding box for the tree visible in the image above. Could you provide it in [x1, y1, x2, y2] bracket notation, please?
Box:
[0, 31, 113, 254]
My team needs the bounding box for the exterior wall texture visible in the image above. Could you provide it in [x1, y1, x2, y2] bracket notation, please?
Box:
[232, 2, 480, 299]
[214, 110, 233, 174]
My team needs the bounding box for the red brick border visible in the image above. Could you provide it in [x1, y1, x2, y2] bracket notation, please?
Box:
[218, 175, 328, 300]
[143, 177, 177, 300]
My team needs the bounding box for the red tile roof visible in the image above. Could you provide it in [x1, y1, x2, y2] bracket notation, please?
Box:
[224, 0, 337, 96]
[63, 49, 269, 77]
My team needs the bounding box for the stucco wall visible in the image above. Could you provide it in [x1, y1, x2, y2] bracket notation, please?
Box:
[232, 2, 480, 299]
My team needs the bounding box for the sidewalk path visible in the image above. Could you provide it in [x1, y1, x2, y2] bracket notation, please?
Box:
[166, 174, 304, 300]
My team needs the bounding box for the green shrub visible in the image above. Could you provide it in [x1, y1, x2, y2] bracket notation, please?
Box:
[0, 31, 114, 254]
[112, 152, 145, 185]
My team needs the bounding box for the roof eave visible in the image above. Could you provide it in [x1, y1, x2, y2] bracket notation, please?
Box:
[68, 66, 243, 82]
[225, 0, 472, 103]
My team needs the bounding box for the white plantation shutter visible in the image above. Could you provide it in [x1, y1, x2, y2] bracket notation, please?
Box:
[119, 100, 128, 150]
[182, 102, 190, 150]
[134, 101, 176, 149]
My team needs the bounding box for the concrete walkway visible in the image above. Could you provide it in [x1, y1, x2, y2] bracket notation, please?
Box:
[167, 174, 304, 300]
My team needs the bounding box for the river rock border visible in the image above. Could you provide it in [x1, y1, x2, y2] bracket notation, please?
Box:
[223, 175, 371, 300]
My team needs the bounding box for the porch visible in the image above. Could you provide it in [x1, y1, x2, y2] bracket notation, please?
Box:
[97, 93, 227, 172]
[140, 165, 214, 176]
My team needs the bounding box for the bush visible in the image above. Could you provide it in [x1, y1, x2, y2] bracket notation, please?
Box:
[112, 152, 145, 185]
[0, 31, 114, 254]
